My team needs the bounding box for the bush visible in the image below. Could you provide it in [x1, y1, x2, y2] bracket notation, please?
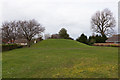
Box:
[110, 44, 119, 47]
[2, 44, 23, 51]
[76, 33, 88, 44]
[88, 38, 96, 45]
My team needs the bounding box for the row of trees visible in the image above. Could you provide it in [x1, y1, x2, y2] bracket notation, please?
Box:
[57, 28, 108, 45]
[76, 33, 108, 45]
[45, 27, 107, 45]
[2, 20, 45, 47]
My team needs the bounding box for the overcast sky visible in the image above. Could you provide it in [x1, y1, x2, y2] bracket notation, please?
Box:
[1, 0, 119, 39]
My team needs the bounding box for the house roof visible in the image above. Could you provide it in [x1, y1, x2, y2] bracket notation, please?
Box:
[14, 39, 27, 43]
[52, 34, 59, 36]
[2, 39, 8, 43]
[106, 34, 120, 42]
[51, 34, 60, 38]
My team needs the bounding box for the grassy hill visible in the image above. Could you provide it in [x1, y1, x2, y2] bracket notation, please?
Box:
[31, 39, 90, 48]
[2, 39, 118, 78]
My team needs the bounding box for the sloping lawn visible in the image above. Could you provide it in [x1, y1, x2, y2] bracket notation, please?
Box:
[2, 39, 118, 78]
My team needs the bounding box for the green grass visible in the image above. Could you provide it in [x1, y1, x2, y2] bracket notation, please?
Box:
[2, 39, 118, 78]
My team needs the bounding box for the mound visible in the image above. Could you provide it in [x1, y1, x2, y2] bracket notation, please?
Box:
[3, 39, 118, 78]
[31, 39, 89, 48]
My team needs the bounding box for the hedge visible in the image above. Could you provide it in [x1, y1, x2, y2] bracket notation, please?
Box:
[2, 44, 23, 51]
[93, 43, 120, 47]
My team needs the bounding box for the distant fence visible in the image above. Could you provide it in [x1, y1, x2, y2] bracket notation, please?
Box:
[93, 43, 120, 47]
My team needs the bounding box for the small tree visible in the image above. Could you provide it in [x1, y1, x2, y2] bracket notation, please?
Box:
[18, 19, 45, 47]
[76, 33, 88, 44]
[59, 28, 69, 39]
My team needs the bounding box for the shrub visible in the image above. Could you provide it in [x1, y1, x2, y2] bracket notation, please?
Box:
[76, 33, 88, 44]
[88, 38, 96, 45]
[2, 44, 23, 51]
[110, 44, 119, 47]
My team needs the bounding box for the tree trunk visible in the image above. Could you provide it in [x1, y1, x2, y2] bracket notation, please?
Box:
[27, 40, 31, 47]
[101, 32, 105, 37]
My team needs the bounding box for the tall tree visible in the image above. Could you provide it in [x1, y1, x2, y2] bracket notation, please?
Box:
[59, 28, 69, 39]
[2, 21, 19, 43]
[91, 8, 116, 37]
[18, 19, 45, 47]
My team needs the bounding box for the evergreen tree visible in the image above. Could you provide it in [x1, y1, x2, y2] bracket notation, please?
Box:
[88, 34, 108, 45]
[95, 35, 108, 43]
[76, 33, 88, 44]
[88, 35, 96, 45]
[59, 28, 69, 39]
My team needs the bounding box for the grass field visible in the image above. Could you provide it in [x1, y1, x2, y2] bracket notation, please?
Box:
[2, 39, 118, 78]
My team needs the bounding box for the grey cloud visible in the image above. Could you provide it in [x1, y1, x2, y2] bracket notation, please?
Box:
[1, 0, 118, 39]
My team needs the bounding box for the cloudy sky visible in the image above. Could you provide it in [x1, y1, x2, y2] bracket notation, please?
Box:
[1, 0, 119, 39]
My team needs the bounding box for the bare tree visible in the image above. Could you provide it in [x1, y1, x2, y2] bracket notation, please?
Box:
[2, 21, 19, 43]
[18, 19, 45, 47]
[91, 8, 116, 37]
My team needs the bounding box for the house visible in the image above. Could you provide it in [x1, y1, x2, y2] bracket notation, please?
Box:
[2, 39, 13, 44]
[33, 37, 43, 43]
[51, 34, 60, 39]
[2, 39, 8, 44]
[106, 34, 120, 44]
[14, 39, 28, 45]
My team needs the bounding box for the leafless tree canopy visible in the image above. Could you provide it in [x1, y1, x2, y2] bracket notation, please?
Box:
[18, 19, 45, 47]
[2, 19, 45, 47]
[2, 21, 19, 42]
[91, 8, 116, 37]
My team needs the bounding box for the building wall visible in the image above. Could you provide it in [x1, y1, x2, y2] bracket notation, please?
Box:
[16, 43, 27, 45]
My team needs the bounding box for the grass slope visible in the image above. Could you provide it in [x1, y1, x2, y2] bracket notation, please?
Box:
[2, 39, 118, 78]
